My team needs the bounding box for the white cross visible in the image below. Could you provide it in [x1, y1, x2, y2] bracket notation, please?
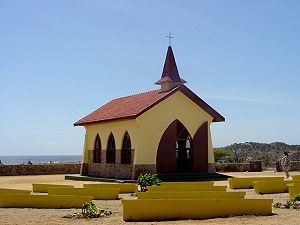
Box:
[166, 32, 174, 46]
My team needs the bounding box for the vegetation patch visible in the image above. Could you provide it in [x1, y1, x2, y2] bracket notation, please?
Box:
[137, 173, 161, 192]
[63, 201, 112, 219]
[273, 194, 300, 210]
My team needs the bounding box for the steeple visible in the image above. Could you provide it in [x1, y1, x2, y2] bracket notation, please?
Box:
[155, 46, 186, 92]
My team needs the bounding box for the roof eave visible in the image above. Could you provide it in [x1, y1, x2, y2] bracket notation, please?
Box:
[74, 115, 138, 127]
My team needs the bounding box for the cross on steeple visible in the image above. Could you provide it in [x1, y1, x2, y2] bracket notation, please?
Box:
[166, 32, 174, 46]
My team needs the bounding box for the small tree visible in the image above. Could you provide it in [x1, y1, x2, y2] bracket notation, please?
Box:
[137, 173, 161, 192]
[214, 149, 232, 161]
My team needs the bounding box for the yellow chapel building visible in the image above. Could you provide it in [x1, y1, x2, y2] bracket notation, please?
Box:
[74, 46, 225, 179]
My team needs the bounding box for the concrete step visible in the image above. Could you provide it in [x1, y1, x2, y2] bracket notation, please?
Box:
[157, 173, 231, 182]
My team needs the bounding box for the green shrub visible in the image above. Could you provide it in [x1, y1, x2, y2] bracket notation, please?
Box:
[275, 194, 300, 210]
[82, 201, 98, 218]
[291, 194, 300, 203]
[214, 149, 232, 161]
[137, 173, 161, 192]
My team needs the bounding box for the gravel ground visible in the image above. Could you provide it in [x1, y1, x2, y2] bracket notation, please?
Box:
[0, 172, 300, 225]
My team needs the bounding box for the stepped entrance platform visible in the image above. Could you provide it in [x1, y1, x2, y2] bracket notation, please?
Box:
[157, 172, 230, 182]
[65, 172, 231, 183]
[65, 175, 136, 183]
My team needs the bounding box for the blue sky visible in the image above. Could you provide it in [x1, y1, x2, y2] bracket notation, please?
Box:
[1, 1, 299, 156]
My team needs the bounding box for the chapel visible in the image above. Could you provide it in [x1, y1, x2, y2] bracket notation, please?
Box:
[74, 45, 225, 179]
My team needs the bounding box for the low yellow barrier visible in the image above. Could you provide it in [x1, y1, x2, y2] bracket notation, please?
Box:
[254, 180, 293, 194]
[0, 189, 31, 195]
[0, 194, 93, 208]
[292, 175, 300, 181]
[147, 185, 227, 192]
[160, 181, 214, 186]
[83, 183, 138, 193]
[228, 177, 284, 189]
[137, 191, 246, 199]
[32, 184, 74, 193]
[287, 183, 300, 199]
[48, 187, 119, 200]
[122, 198, 273, 221]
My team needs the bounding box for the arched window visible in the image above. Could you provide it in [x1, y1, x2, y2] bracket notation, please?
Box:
[121, 131, 132, 164]
[93, 134, 101, 163]
[106, 133, 116, 163]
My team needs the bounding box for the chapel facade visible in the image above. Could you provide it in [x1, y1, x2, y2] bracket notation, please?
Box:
[74, 46, 225, 179]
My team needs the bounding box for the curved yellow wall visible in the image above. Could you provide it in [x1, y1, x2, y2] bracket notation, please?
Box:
[136, 91, 215, 164]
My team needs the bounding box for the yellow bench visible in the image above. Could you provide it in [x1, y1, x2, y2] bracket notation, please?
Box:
[254, 180, 293, 194]
[287, 183, 300, 199]
[228, 177, 284, 189]
[0, 189, 31, 195]
[160, 181, 214, 186]
[137, 191, 246, 199]
[147, 185, 227, 192]
[48, 187, 119, 200]
[122, 198, 273, 221]
[83, 183, 138, 193]
[0, 194, 93, 208]
[32, 184, 74, 193]
[292, 175, 300, 181]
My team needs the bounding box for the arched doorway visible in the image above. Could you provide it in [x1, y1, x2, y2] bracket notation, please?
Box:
[156, 120, 193, 173]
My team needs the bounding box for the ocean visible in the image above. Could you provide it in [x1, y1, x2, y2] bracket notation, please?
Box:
[0, 155, 82, 165]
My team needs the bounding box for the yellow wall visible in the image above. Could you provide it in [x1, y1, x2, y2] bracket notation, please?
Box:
[82, 90, 216, 165]
[136, 91, 214, 164]
[122, 199, 273, 221]
[0, 194, 94, 208]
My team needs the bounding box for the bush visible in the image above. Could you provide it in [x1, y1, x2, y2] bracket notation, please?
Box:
[290, 194, 300, 204]
[214, 149, 233, 161]
[82, 201, 98, 218]
[137, 173, 161, 192]
[274, 194, 300, 210]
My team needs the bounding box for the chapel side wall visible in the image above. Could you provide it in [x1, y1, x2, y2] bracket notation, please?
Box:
[135, 91, 214, 167]
[84, 119, 138, 155]
[80, 120, 138, 178]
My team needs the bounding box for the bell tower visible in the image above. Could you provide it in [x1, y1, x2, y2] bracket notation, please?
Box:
[155, 46, 186, 92]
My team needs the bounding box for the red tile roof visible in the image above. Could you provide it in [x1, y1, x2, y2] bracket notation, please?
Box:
[74, 85, 225, 126]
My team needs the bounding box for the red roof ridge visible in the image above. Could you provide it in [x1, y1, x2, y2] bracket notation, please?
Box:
[111, 88, 161, 101]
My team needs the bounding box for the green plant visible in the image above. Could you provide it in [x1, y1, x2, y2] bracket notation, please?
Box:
[137, 173, 161, 192]
[286, 195, 300, 209]
[82, 201, 99, 218]
[291, 194, 300, 202]
[274, 194, 300, 210]
[214, 149, 232, 161]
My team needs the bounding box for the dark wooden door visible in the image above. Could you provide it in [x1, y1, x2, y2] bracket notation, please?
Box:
[156, 120, 193, 173]
[192, 122, 208, 172]
[156, 120, 177, 173]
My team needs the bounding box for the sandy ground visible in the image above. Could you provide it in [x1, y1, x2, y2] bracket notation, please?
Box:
[0, 171, 300, 225]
